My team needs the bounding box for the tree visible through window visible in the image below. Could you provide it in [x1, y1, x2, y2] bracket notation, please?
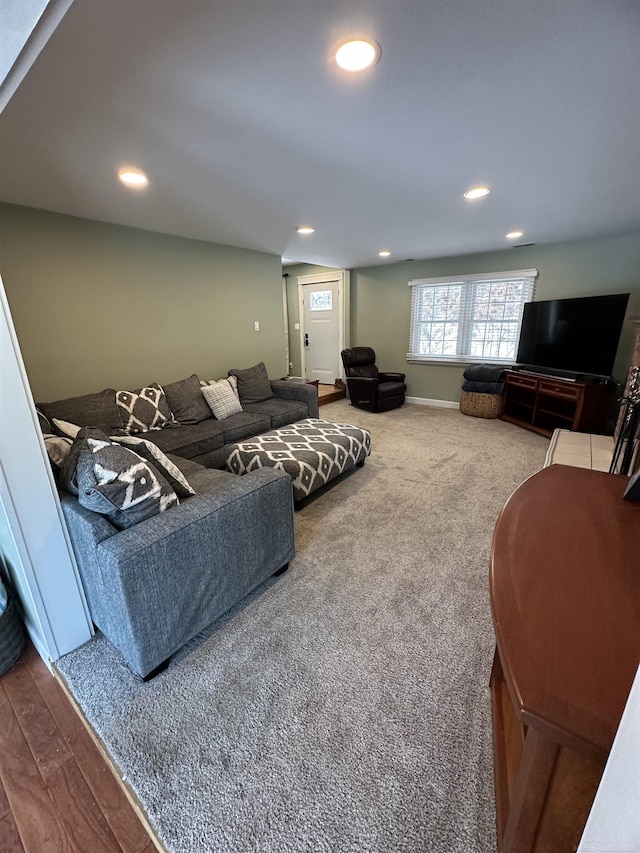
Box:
[408, 270, 537, 363]
[309, 290, 332, 311]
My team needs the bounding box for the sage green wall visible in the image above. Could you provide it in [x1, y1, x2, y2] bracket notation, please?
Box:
[0, 204, 287, 401]
[350, 234, 640, 402]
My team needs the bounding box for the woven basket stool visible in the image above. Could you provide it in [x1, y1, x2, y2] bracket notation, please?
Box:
[0, 598, 26, 676]
[459, 389, 502, 419]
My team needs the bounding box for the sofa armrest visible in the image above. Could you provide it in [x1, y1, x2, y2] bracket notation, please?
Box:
[270, 380, 319, 419]
[81, 467, 295, 676]
[378, 372, 406, 383]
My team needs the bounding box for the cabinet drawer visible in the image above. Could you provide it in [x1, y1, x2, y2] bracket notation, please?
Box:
[538, 380, 580, 400]
[506, 374, 537, 390]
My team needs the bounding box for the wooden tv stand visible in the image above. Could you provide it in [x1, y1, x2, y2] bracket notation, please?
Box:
[500, 371, 615, 437]
[490, 465, 640, 853]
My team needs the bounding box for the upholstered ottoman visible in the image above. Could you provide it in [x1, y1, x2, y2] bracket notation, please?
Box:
[226, 418, 372, 508]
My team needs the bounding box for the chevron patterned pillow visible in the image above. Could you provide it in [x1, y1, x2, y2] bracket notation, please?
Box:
[116, 383, 176, 434]
[61, 428, 178, 529]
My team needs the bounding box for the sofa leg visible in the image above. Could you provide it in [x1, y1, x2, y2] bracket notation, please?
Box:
[294, 497, 305, 511]
[273, 562, 289, 576]
[357, 459, 365, 468]
[142, 657, 171, 681]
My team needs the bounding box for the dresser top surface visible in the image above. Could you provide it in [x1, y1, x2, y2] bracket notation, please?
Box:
[491, 464, 640, 758]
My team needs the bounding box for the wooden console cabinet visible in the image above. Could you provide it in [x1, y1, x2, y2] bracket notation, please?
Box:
[500, 371, 615, 437]
[490, 465, 640, 853]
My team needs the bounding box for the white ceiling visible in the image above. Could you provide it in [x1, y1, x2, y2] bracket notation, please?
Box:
[1, 0, 639, 269]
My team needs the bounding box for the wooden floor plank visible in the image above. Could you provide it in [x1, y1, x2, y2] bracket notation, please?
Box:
[32, 659, 154, 853]
[46, 759, 124, 853]
[0, 683, 73, 853]
[0, 810, 26, 853]
[2, 645, 160, 853]
[2, 659, 71, 780]
[0, 772, 11, 819]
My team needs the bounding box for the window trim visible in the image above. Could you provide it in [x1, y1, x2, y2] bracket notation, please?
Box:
[407, 269, 537, 365]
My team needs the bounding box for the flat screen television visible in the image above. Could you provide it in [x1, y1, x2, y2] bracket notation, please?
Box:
[516, 292, 629, 379]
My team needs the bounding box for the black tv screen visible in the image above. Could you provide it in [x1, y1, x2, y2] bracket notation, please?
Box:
[516, 292, 629, 378]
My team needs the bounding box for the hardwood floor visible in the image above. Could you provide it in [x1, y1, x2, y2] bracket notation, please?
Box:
[318, 383, 346, 405]
[0, 643, 159, 853]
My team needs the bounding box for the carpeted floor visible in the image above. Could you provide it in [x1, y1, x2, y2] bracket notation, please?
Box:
[57, 400, 548, 853]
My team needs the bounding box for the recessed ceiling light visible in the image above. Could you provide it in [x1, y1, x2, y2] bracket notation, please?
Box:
[118, 168, 148, 188]
[506, 230, 524, 240]
[296, 226, 315, 235]
[335, 38, 381, 72]
[378, 250, 391, 257]
[463, 186, 490, 200]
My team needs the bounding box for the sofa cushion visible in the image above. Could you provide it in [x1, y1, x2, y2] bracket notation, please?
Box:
[228, 362, 274, 404]
[116, 383, 176, 434]
[61, 428, 178, 529]
[202, 381, 243, 420]
[112, 434, 196, 497]
[162, 374, 211, 425]
[181, 466, 239, 496]
[141, 419, 225, 459]
[219, 411, 271, 444]
[243, 398, 309, 430]
[38, 389, 122, 430]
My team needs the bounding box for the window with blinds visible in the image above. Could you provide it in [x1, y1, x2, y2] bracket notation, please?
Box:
[407, 269, 537, 363]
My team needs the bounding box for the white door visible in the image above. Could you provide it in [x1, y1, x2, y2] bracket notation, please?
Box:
[301, 281, 341, 384]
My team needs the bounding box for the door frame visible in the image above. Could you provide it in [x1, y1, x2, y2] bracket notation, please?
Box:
[297, 270, 350, 382]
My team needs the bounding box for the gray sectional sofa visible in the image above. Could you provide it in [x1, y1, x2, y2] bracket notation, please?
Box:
[39, 369, 318, 678]
[39, 376, 319, 469]
[59, 460, 295, 678]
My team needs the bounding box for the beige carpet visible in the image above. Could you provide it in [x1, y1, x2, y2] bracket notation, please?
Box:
[58, 400, 548, 853]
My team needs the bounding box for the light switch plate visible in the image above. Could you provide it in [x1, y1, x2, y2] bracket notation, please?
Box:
[253, 321, 260, 332]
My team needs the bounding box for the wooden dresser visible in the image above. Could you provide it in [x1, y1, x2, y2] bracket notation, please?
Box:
[490, 465, 640, 852]
[500, 371, 615, 437]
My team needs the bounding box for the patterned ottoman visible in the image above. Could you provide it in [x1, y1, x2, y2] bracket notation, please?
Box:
[226, 418, 372, 508]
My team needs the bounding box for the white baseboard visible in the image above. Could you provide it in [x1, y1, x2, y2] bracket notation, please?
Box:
[406, 396, 460, 410]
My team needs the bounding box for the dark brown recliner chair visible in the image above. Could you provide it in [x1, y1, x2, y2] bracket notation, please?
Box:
[341, 347, 407, 412]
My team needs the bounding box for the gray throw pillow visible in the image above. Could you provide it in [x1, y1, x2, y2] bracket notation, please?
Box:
[36, 408, 52, 434]
[162, 374, 211, 425]
[61, 428, 178, 529]
[43, 434, 73, 467]
[228, 362, 274, 404]
[38, 389, 122, 430]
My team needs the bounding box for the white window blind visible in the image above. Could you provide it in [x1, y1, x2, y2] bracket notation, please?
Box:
[407, 269, 537, 364]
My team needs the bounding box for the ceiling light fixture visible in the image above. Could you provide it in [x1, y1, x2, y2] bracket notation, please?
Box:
[463, 186, 490, 200]
[506, 230, 524, 240]
[296, 226, 315, 235]
[118, 168, 148, 188]
[378, 250, 391, 257]
[335, 38, 381, 72]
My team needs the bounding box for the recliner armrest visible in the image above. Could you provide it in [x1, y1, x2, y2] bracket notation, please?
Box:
[345, 375, 379, 406]
[378, 372, 406, 383]
[346, 376, 379, 389]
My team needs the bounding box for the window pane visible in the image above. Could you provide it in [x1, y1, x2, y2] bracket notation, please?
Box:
[409, 274, 534, 361]
[309, 290, 332, 311]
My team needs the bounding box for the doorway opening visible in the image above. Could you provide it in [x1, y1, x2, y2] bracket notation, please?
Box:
[297, 270, 349, 404]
